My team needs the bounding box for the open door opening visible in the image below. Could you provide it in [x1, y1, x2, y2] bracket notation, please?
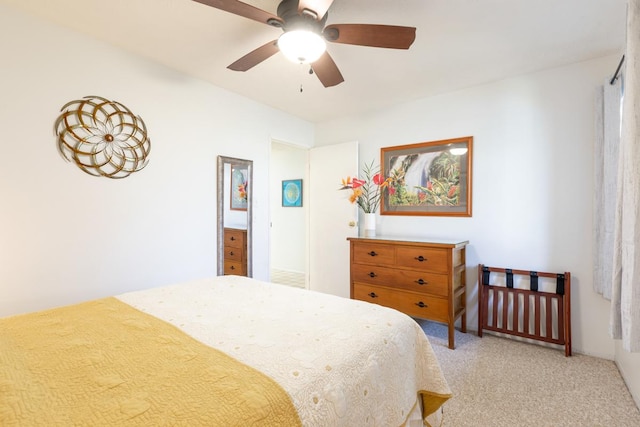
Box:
[270, 141, 308, 289]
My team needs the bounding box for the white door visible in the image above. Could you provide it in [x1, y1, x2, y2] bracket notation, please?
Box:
[308, 141, 359, 298]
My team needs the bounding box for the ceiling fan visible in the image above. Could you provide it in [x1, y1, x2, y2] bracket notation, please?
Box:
[193, 0, 416, 87]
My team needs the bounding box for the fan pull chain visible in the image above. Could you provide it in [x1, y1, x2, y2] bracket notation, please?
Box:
[299, 66, 315, 93]
[297, 64, 318, 93]
[296, 63, 306, 93]
[298, 63, 304, 93]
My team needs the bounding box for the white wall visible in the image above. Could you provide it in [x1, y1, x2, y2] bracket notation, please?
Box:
[316, 55, 618, 359]
[0, 4, 313, 317]
[269, 142, 307, 274]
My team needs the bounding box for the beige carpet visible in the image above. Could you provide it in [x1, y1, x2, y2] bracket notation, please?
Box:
[417, 320, 640, 427]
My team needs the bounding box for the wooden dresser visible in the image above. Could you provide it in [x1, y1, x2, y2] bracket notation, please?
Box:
[348, 236, 468, 349]
[223, 228, 247, 276]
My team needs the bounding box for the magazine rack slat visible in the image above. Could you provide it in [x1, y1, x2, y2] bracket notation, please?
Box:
[478, 264, 572, 356]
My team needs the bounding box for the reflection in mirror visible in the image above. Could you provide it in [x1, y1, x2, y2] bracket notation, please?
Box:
[217, 156, 253, 277]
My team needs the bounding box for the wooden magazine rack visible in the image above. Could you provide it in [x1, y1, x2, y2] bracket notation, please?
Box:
[478, 264, 572, 356]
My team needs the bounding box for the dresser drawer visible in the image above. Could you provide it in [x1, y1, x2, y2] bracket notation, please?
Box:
[353, 264, 449, 297]
[224, 260, 246, 276]
[225, 229, 246, 248]
[224, 247, 243, 262]
[394, 293, 448, 322]
[395, 270, 449, 297]
[353, 283, 397, 307]
[353, 283, 448, 322]
[352, 243, 395, 266]
[352, 264, 396, 286]
[396, 247, 448, 273]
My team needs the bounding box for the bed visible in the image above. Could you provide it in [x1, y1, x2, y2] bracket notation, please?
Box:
[0, 275, 451, 426]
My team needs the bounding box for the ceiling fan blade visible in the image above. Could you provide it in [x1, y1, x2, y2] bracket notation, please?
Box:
[227, 40, 280, 71]
[297, 0, 335, 20]
[324, 24, 416, 49]
[311, 51, 344, 87]
[193, 0, 283, 26]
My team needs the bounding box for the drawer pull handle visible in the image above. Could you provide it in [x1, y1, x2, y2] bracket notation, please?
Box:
[230, 266, 235, 270]
[415, 301, 428, 308]
[230, 251, 234, 256]
[368, 251, 378, 257]
[415, 279, 428, 285]
[368, 292, 378, 298]
[415, 256, 427, 262]
[230, 237, 236, 241]
[368, 272, 377, 278]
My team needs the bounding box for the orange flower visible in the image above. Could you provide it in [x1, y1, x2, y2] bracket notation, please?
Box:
[349, 188, 363, 203]
[340, 176, 353, 188]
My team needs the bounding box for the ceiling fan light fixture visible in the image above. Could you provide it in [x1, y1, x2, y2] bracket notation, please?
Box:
[278, 30, 326, 64]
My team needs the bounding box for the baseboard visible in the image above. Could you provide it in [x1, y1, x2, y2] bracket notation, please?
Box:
[616, 359, 640, 411]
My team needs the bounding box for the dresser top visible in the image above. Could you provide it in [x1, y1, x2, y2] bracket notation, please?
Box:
[347, 235, 468, 248]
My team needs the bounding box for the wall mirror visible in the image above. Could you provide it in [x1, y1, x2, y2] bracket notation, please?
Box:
[217, 155, 253, 277]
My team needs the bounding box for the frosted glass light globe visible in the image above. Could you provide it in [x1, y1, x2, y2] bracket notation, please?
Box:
[278, 30, 327, 64]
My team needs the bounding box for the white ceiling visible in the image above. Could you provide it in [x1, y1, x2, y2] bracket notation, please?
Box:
[2, 0, 628, 123]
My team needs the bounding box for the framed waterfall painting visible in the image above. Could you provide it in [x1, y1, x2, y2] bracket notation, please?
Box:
[380, 136, 473, 217]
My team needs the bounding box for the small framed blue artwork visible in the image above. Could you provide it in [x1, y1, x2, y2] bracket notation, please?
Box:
[282, 179, 302, 207]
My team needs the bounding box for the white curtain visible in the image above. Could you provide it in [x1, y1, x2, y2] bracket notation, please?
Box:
[594, 77, 622, 300]
[610, 0, 640, 352]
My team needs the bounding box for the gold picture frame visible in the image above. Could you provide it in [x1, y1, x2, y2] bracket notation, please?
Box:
[380, 136, 473, 216]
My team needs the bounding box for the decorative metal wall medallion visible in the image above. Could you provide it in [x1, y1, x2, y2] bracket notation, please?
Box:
[54, 96, 151, 178]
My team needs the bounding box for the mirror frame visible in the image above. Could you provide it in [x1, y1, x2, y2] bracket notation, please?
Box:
[217, 155, 253, 277]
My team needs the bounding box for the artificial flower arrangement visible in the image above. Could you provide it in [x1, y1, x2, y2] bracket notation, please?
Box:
[237, 181, 248, 202]
[339, 161, 390, 213]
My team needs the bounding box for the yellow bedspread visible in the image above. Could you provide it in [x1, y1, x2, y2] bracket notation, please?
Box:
[0, 297, 301, 426]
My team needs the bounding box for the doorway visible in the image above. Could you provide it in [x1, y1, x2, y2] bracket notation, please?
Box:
[269, 141, 308, 288]
[269, 139, 359, 295]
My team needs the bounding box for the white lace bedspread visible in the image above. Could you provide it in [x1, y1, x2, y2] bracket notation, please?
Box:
[117, 276, 451, 426]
